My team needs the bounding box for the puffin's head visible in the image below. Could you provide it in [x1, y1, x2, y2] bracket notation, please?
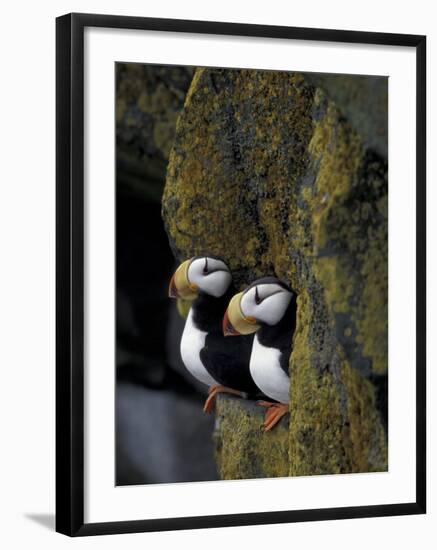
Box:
[168, 256, 232, 300]
[223, 277, 293, 336]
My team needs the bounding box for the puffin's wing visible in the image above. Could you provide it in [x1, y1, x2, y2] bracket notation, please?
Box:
[199, 341, 256, 393]
[199, 345, 238, 381]
[279, 352, 291, 377]
[273, 328, 293, 377]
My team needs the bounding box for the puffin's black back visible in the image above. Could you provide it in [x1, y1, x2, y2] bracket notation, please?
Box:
[191, 289, 261, 396]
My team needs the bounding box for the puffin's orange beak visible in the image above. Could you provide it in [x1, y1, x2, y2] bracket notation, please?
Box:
[223, 308, 241, 336]
[223, 291, 260, 337]
[168, 259, 198, 301]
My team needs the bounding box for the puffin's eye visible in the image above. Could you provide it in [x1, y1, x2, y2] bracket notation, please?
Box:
[255, 287, 261, 305]
[203, 258, 209, 274]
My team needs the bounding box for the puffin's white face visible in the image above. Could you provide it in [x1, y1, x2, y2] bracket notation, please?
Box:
[240, 283, 292, 326]
[187, 257, 232, 298]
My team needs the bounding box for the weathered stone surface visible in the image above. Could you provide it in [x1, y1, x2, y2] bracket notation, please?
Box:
[162, 68, 388, 477]
[116, 63, 194, 201]
[305, 74, 388, 158]
[214, 395, 289, 480]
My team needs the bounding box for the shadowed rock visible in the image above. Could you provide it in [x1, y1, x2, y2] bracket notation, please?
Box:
[305, 73, 388, 158]
[117, 63, 194, 201]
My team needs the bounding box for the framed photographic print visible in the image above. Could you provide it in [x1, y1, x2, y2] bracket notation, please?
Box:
[56, 13, 426, 536]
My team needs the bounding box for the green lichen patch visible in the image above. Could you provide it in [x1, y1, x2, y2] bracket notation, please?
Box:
[214, 395, 289, 480]
[341, 361, 388, 472]
[310, 108, 388, 377]
[289, 292, 348, 475]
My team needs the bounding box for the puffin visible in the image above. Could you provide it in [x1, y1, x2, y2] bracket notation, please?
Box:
[168, 256, 260, 413]
[222, 277, 297, 431]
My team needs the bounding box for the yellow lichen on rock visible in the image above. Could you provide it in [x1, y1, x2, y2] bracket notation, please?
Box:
[288, 292, 346, 476]
[162, 67, 388, 479]
[215, 395, 289, 480]
[341, 361, 388, 472]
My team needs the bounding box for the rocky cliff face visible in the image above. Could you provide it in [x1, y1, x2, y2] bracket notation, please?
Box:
[162, 68, 388, 478]
[116, 63, 194, 201]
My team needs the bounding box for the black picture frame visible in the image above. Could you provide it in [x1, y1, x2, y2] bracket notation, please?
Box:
[56, 12, 426, 537]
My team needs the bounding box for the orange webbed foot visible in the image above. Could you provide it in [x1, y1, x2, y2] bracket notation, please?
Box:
[256, 401, 289, 431]
[203, 385, 244, 414]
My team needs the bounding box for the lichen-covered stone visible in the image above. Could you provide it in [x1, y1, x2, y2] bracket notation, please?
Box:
[162, 68, 388, 477]
[116, 63, 194, 201]
[214, 395, 289, 480]
[305, 74, 388, 158]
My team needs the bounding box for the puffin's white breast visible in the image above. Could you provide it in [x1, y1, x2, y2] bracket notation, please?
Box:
[249, 334, 290, 403]
[180, 309, 218, 387]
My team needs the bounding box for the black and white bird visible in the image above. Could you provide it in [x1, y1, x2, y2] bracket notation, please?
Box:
[169, 256, 260, 412]
[223, 277, 297, 431]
